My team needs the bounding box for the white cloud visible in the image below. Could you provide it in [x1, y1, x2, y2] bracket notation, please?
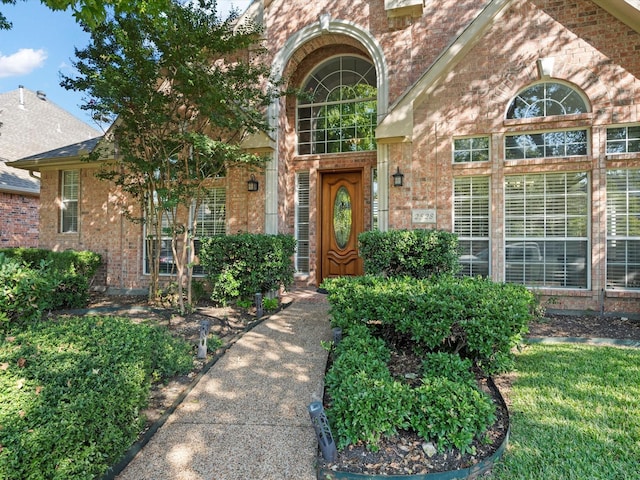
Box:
[0, 48, 47, 78]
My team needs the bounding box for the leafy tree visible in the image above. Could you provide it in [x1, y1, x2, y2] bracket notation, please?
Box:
[1, 0, 172, 29]
[60, 0, 281, 311]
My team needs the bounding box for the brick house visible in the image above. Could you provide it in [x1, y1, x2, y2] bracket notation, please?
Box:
[0, 86, 101, 247]
[10, 0, 640, 315]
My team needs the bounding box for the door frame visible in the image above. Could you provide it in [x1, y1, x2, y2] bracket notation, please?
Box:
[317, 167, 365, 284]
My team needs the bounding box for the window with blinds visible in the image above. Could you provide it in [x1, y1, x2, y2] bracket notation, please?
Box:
[146, 187, 226, 276]
[295, 172, 310, 274]
[504, 172, 589, 288]
[454, 176, 490, 277]
[61, 170, 79, 233]
[607, 169, 640, 289]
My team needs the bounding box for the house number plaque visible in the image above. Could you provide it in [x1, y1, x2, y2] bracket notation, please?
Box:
[412, 209, 436, 224]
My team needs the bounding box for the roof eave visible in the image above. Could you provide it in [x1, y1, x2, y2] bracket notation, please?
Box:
[592, 0, 640, 32]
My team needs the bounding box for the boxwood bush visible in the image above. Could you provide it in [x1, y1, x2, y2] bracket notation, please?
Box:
[323, 275, 535, 374]
[358, 229, 460, 278]
[322, 274, 536, 453]
[198, 233, 295, 304]
[0, 316, 193, 479]
[325, 327, 496, 453]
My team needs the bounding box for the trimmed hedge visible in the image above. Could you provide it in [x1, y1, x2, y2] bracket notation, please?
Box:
[322, 275, 535, 374]
[324, 325, 496, 453]
[198, 233, 296, 304]
[358, 229, 460, 278]
[0, 248, 101, 279]
[322, 275, 534, 453]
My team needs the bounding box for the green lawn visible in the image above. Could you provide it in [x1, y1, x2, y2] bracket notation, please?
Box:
[492, 343, 640, 480]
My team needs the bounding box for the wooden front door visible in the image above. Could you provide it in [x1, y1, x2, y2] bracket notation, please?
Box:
[320, 171, 364, 282]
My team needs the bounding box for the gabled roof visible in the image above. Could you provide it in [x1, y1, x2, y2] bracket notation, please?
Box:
[377, 0, 640, 140]
[0, 86, 101, 195]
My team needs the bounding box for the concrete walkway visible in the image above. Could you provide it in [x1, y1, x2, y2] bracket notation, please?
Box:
[115, 292, 331, 480]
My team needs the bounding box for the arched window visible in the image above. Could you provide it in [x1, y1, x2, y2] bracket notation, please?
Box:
[506, 82, 588, 119]
[505, 82, 589, 160]
[297, 56, 377, 155]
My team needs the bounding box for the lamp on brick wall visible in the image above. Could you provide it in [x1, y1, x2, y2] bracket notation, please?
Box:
[392, 167, 404, 187]
[247, 175, 259, 192]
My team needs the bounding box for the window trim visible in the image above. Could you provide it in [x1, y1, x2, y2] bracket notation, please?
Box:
[452, 135, 490, 164]
[503, 171, 590, 289]
[296, 55, 377, 155]
[453, 175, 491, 278]
[504, 128, 589, 161]
[606, 124, 640, 156]
[505, 80, 590, 120]
[60, 170, 79, 234]
[295, 171, 310, 275]
[606, 168, 640, 290]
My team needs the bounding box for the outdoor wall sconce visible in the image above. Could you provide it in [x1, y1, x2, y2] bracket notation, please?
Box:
[392, 167, 404, 187]
[247, 175, 259, 192]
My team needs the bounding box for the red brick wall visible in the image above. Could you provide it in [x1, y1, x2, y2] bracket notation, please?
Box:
[37, 166, 262, 293]
[32, 0, 640, 314]
[406, 0, 640, 313]
[0, 192, 38, 248]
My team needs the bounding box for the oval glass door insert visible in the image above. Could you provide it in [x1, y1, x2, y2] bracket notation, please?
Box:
[333, 186, 352, 249]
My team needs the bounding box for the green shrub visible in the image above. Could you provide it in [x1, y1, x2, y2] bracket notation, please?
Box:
[410, 376, 496, 454]
[0, 256, 52, 330]
[0, 250, 102, 331]
[325, 327, 412, 450]
[0, 316, 193, 479]
[0, 248, 101, 279]
[325, 328, 496, 453]
[421, 352, 476, 387]
[323, 275, 535, 374]
[358, 229, 460, 278]
[199, 233, 295, 304]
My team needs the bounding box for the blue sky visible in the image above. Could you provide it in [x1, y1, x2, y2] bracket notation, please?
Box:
[0, 0, 252, 128]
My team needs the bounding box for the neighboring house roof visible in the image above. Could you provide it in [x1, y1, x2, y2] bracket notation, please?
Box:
[0, 86, 102, 195]
[0, 162, 40, 196]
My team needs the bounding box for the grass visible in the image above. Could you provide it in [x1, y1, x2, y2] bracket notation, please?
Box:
[491, 343, 640, 480]
[0, 316, 194, 480]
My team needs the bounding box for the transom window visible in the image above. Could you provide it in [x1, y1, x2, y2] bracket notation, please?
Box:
[297, 56, 377, 155]
[607, 169, 640, 289]
[606, 125, 640, 154]
[505, 129, 588, 160]
[453, 136, 489, 163]
[506, 82, 588, 119]
[504, 172, 589, 288]
[505, 82, 589, 161]
[60, 170, 79, 233]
